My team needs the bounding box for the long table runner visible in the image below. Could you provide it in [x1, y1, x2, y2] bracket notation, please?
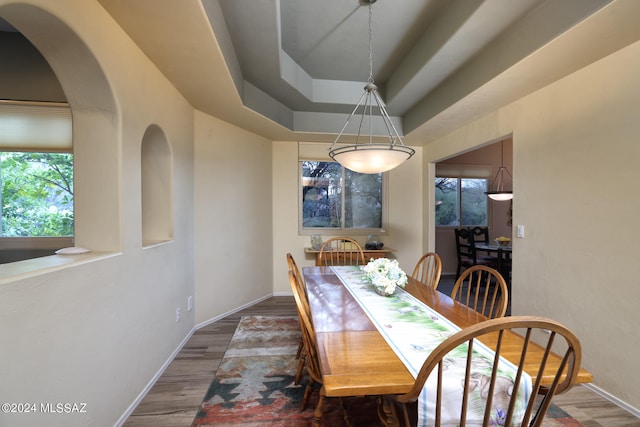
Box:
[330, 266, 531, 427]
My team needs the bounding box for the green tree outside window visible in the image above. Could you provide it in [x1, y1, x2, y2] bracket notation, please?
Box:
[0, 152, 74, 237]
[301, 161, 383, 230]
[435, 177, 487, 227]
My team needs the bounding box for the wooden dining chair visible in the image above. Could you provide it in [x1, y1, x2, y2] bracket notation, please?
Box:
[286, 253, 307, 384]
[380, 316, 582, 427]
[286, 252, 304, 293]
[286, 251, 297, 270]
[289, 268, 372, 425]
[471, 226, 491, 245]
[318, 237, 366, 266]
[411, 252, 442, 289]
[451, 265, 509, 319]
[288, 269, 327, 423]
[454, 227, 499, 278]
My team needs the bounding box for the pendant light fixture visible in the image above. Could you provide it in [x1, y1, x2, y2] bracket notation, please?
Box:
[328, 0, 414, 174]
[485, 140, 513, 201]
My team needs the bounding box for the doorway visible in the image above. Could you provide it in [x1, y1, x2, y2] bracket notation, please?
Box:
[434, 138, 513, 278]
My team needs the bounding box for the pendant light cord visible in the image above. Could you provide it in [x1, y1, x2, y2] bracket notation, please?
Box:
[327, 0, 415, 173]
[367, 2, 374, 84]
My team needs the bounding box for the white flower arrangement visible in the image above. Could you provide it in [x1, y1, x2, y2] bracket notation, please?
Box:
[361, 258, 408, 296]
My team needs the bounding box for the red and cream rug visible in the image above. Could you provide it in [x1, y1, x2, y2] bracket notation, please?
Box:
[192, 315, 584, 426]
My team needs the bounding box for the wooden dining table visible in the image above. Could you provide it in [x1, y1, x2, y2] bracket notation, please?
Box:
[302, 266, 593, 400]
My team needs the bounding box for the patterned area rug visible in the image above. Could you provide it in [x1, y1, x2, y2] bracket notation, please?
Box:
[192, 315, 584, 426]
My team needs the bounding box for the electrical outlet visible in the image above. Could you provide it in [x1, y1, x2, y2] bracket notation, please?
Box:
[187, 296, 193, 312]
[176, 307, 181, 323]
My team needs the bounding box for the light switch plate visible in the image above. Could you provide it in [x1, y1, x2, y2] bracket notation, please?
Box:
[516, 225, 525, 238]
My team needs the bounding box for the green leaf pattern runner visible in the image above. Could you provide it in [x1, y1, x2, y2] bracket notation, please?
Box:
[331, 266, 531, 426]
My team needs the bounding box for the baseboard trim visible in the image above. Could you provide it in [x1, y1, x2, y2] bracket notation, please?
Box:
[273, 290, 292, 297]
[194, 293, 273, 329]
[583, 383, 640, 418]
[114, 326, 196, 426]
[116, 293, 278, 426]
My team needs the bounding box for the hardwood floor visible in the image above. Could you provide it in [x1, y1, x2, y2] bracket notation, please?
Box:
[123, 297, 298, 426]
[123, 296, 639, 427]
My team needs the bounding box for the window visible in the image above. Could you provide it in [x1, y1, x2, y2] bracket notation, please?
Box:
[435, 177, 488, 227]
[0, 101, 73, 239]
[0, 152, 73, 237]
[300, 161, 386, 234]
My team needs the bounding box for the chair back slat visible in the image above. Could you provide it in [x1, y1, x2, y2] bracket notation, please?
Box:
[505, 329, 530, 425]
[318, 237, 366, 266]
[412, 252, 442, 289]
[436, 363, 444, 427]
[452, 265, 509, 318]
[483, 332, 502, 426]
[384, 316, 582, 427]
[460, 340, 475, 426]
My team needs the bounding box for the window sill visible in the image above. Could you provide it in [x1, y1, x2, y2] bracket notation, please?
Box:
[299, 229, 387, 236]
[142, 239, 173, 249]
[0, 251, 120, 285]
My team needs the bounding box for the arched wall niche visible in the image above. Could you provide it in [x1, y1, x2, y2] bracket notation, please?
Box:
[141, 124, 174, 246]
[0, 3, 121, 251]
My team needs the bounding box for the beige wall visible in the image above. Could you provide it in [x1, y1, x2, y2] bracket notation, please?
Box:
[271, 142, 424, 295]
[0, 1, 195, 426]
[193, 111, 273, 324]
[423, 39, 640, 410]
[1, 0, 639, 424]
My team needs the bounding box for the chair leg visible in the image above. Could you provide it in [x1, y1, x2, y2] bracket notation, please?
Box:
[312, 388, 325, 427]
[301, 379, 315, 411]
[400, 401, 415, 427]
[295, 337, 303, 359]
[377, 396, 400, 426]
[338, 397, 354, 427]
[295, 353, 305, 385]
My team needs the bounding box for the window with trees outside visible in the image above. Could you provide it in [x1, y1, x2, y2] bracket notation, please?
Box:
[0, 101, 73, 240]
[300, 161, 386, 234]
[435, 177, 488, 227]
[0, 152, 73, 237]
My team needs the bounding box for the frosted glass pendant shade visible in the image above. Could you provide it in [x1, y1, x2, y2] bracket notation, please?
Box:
[329, 144, 414, 174]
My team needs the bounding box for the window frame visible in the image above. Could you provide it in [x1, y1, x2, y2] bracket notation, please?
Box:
[435, 176, 490, 228]
[0, 101, 74, 255]
[298, 160, 389, 236]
